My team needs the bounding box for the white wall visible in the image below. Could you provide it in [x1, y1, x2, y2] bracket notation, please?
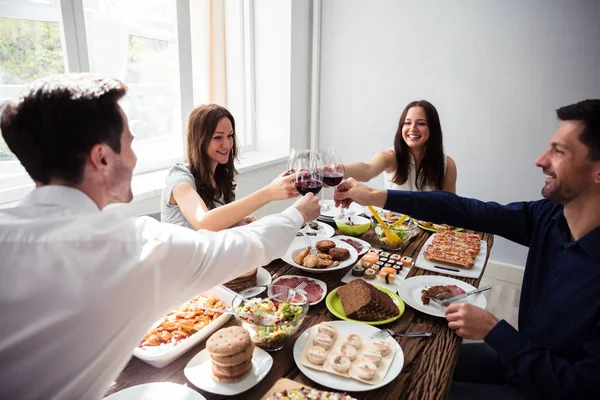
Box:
[317, 0, 600, 266]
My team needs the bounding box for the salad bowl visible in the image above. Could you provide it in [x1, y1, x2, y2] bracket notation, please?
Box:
[232, 285, 309, 351]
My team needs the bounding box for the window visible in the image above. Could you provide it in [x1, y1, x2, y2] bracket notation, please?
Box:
[0, 0, 260, 205]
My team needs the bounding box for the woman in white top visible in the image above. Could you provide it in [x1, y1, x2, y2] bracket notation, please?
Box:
[161, 104, 298, 230]
[344, 100, 457, 193]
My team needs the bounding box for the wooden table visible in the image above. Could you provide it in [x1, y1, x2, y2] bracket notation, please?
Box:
[107, 227, 493, 400]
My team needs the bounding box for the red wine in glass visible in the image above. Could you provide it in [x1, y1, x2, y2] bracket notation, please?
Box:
[296, 178, 323, 196]
[322, 172, 343, 188]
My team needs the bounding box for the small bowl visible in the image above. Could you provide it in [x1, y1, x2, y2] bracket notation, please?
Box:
[231, 285, 309, 351]
[372, 218, 420, 250]
[334, 214, 371, 236]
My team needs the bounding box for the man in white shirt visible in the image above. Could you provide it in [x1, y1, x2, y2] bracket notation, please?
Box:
[0, 74, 320, 400]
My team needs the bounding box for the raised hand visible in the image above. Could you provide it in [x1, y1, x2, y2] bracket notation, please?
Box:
[333, 178, 387, 209]
[293, 192, 320, 223]
[267, 170, 299, 201]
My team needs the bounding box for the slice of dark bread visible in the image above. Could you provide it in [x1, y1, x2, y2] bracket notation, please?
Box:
[337, 279, 398, 321]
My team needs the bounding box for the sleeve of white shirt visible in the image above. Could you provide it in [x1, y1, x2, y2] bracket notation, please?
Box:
[137, 205, 304, 311]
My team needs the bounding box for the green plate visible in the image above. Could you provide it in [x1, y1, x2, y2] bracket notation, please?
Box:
[418, 224, 464, 233]
[325, 285, 405, 325]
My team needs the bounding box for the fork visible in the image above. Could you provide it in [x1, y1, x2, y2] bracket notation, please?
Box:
[294, 281, 308, 293]
[369, 329, 434, 340]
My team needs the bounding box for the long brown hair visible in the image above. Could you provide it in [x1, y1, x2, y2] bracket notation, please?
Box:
[186, 104, 238, 209]
[392, 100, 445, 190]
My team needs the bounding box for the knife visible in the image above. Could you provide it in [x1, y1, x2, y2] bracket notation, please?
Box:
[433, 264, 461, 273]
[441, 285, 491, 307]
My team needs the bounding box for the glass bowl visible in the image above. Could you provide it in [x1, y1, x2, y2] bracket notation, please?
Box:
[372, 217, 420, 250]
[231, 285, 309, 351]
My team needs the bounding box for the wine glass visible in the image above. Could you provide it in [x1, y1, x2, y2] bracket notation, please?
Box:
[320, 149, 345, 216]
[294, 150, 323, 200]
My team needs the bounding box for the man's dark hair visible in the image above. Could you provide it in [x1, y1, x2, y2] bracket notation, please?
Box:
[0, 74, 128, 184]
[557, 99, 600, 161]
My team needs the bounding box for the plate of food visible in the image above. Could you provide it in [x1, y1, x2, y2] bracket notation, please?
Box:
[261, 378, 358, 400]
[332, 235, 371, 256]
[134, 286, 236, 368]
[292, 320, 404, 392]
[184, 326, 273, 396]
[297, 220, 335, 238]
[282, 237, 358, 274]
[271, 275, 327, 305]
[414, 231, 487, 279]
[397, 275, 487, 318]
[325, 279, 404, 325]
[417, 220, 464, 232]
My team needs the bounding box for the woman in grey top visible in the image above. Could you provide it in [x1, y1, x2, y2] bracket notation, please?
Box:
[162, 104, 297, 230]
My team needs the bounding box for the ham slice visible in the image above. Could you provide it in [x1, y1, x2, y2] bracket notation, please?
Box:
[273, 277, 324, 303]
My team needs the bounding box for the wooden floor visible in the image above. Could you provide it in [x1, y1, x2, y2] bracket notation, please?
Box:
[479, 275, 521, 329]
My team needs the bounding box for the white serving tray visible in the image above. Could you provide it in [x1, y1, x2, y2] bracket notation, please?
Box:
[414, 234, 488, 279]
[133, 285, 237, 368]
[340, 264, 409, 293]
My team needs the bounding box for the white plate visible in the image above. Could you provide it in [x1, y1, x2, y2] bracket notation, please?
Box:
[331, 235, 371, 256]
[397, 276, 487, 318]
[184, 346, 273, 396]
[271, 275, 327, 305]
[105, 382, 205, 400]
[320, 200, 365, 218]
[257, 267, 272, 285]
[414, 234, 488, 279]
[297, 220, 335, 238]
[282, 237, 359, 274]
[292, 321, 404, 392]
[133, 286, 237, 368]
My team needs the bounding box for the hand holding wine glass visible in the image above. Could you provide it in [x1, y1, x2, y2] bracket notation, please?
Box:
[294, 150, 323, 197]
[320, 149, 345, 215]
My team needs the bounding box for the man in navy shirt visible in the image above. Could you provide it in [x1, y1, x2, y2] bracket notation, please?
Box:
[334, 100, 600, 399]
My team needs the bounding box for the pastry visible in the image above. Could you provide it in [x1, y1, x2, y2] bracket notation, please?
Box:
[329, 247, 350, 261]
[372, 339, 390, 356]
[210, 343, 254, 366]
[331, 355, 352, 373]
[306, 346, 328, 365]
[339, 343, 357, 360]
[351, 265, 365, 277]
[315, 240, 336, 253]
[344, 334, 363, 350]
[206, 326, 251, 356]
[302, 254, 318, 268]
[317, 322, 338, 338]
[313, 333, 334, 350]
[361, 349, 382, 366]
[207, 326, 254, 382]
[293, 246, 311, 265]
[355, 362, 377, 380]
[364, 268, 377, 280]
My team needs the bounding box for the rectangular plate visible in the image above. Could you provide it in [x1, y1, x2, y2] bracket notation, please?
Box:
[414, 234, 488, 279]
[133, 285, 236, 368]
